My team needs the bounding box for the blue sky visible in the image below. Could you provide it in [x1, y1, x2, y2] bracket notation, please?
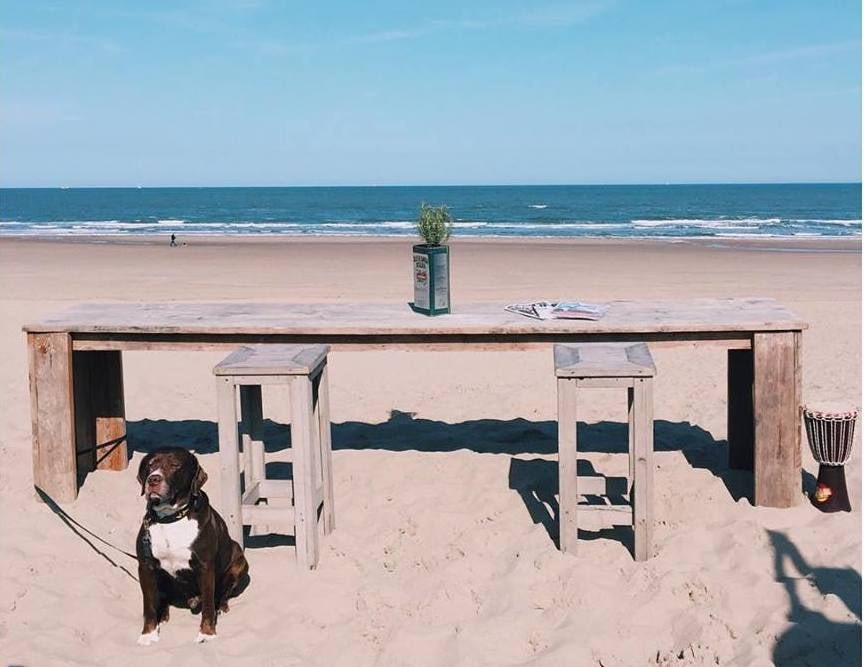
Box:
[1, 1, 861, 187]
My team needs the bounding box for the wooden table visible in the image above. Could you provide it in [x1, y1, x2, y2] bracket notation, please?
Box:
[24, 299, 806, 507]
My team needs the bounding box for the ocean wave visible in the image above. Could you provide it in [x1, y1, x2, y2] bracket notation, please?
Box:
[1, 216, 860, 238]
[631, 217, 861, 228]
[477, 222, 632, 229]
[631, 218, 782, 228]
[528, 204, 548, 209]
[794, 219, 862, 226]
[222, 222, 300, 228]
[319, 221, 415, 229]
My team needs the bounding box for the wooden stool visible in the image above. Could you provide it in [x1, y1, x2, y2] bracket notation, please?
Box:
[214, 344, 334, 570]
[555, 342, 655, 560]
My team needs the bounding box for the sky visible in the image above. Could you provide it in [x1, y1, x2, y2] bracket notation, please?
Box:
[1, 0, 861, 187]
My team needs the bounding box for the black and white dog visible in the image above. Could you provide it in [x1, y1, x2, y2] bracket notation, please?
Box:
[136, 448, 248, 645]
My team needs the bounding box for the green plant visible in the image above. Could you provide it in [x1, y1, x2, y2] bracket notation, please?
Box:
[416, 203, 453, 246]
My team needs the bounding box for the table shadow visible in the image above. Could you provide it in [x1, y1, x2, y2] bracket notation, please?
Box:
[125, 409, 753, 502]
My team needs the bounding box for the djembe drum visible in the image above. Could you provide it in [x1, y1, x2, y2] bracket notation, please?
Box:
[803, 405, 857, 512]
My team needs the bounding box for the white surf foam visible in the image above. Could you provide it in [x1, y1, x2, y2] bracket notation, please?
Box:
[631, 218, 782, 228]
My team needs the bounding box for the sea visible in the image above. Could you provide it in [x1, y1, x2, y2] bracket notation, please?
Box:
[0, 184, 860, 239]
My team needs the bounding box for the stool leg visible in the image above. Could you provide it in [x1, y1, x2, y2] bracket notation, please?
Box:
[627, 386, 635, 493]
[289, 375, 320, 570]
[217, 378, 243, 546]
[316, 363, 335, 535]
[557, 377, 579, 554]
[240, 385, 267, 535]
[633, 377, 654, 561]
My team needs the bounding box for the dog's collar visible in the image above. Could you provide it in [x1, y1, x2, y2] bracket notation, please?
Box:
[144, 494, 201, 526]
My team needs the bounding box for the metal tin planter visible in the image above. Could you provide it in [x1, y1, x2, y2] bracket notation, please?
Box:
[412, 244, 450, 316]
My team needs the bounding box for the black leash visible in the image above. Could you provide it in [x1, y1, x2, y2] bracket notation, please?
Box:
[35, 487, 139, 581]
[35, 463, 205, 580]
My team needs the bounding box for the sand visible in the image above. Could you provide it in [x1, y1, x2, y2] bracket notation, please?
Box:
[0, 236, 860, 666]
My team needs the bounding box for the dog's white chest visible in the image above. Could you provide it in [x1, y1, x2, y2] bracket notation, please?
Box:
[148, 518, 199, 576]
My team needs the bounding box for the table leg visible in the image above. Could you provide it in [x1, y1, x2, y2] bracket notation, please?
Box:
[28, 332, 77, 502]
[753, 332, 802, 508]
[728, 349, 755, 471]
[73, 351, 127, 472]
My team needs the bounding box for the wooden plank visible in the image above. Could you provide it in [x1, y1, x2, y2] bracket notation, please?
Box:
[70, 333, 754, 352]
[555, 342, 655, 377]
[574, 377, 635, 389]
[214, 344, 330, 376]
[633, 377, 654, 561]
[216, 378, 243, 545]
[242, 480, 262, 505]
[728, 349, 755, 471]
[557, 378, 579, 555]
[257, 479, 293, 498]
[628, 386, 635, 488]
[316, 363, 336, 535]
[289, 375, 320, 570]
[753, 332, 802, 508]
[242, 505, 295, 526]
[28, 332, 77, 502]
[241, 479, 294, 506]
[309, 372, 324, 508]
[25, 298, 807, 336]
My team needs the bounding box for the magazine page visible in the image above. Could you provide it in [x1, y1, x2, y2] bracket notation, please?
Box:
[549, 301, 609, 320]
[505, 300, 609, 321]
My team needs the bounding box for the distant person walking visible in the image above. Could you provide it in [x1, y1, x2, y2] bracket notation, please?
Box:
[169, 233, 177, 247]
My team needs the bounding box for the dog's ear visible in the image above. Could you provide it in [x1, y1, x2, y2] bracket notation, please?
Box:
[137, 454, 153, 496]
[191, 465, 208, 494]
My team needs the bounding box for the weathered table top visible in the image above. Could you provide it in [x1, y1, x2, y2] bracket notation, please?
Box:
[24, 298, 806, 336]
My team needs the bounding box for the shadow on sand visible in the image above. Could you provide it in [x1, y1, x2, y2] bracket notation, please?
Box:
[126, 410, 753, 555]
[769, 529, 862, 666]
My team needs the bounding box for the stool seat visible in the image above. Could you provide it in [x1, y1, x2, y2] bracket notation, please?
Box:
[555, 342, 655, 378]
[555, 342, 655, 561]
[214, 344, 329, 376]
[214, 344, 334, 570]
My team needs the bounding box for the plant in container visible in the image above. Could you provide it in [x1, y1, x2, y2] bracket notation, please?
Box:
[411, 203, 452, 316]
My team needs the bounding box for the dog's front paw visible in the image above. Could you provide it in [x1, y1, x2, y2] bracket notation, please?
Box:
[195, 631, 218, 643]
[137, 628, 160, 646]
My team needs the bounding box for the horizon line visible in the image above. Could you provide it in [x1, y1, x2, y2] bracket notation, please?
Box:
[1, 181, 861, 190]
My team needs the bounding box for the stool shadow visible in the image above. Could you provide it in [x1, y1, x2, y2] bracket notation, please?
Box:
[508, 458, 635, 555]
[243, 532, 294, 549]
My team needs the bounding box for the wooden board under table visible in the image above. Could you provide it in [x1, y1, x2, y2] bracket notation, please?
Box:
[24, 298, 806, 508]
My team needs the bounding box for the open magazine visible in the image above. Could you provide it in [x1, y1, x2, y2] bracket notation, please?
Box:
[505, 300, 609, 320]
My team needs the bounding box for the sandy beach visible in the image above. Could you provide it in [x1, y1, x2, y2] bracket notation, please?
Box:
[0, 236, 860, 666]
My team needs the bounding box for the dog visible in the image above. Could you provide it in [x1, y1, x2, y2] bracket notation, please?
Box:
[135, 447, 248, 645]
